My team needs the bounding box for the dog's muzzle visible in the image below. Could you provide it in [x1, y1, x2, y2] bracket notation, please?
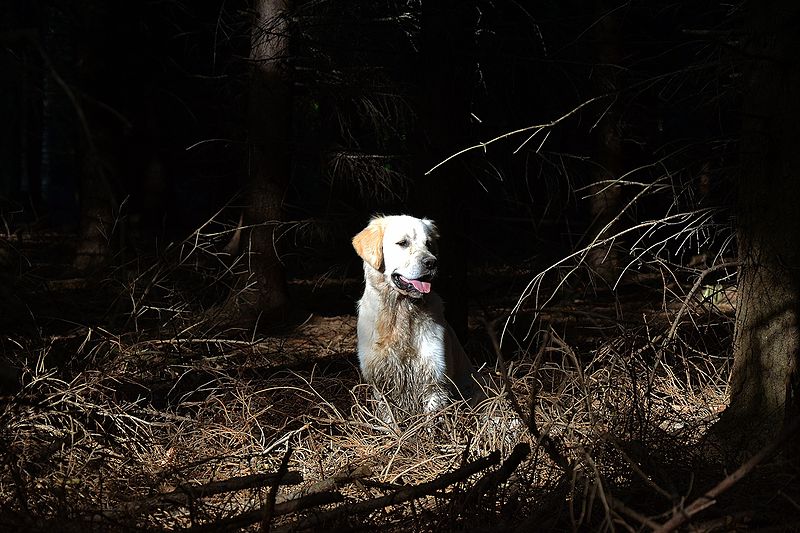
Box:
[391, 272, 434, 297]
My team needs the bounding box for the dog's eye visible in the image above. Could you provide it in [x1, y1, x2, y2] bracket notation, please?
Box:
[397, 239, 409, 248]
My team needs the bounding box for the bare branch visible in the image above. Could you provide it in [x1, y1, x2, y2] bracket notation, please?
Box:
[425, 96, 605, 175]
[272, 451, 502, 532]
[655, 417, 800, 532]
[101, 472, 303, 519]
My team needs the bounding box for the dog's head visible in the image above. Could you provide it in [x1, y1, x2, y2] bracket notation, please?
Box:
[352, 215, 439, 299]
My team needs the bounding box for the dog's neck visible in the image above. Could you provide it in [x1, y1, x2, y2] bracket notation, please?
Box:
[362, 264, 425, 359]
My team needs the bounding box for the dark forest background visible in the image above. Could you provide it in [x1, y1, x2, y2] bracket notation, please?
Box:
[1, 1, 799, 531]
[0, 1, 734, 270]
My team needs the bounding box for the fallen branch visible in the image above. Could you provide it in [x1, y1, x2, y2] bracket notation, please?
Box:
[100, 471, 303, 519]
[275, 464, 373, 505]
[688, 511, 754, 532]
[606, 494, 661, 530]
[184, 464, 373, 532]
[654, 416, 800, 532]
[468, 442, 531, 503]
[263, 447, 293, 532]
[184, 491, 344, 533]
[528, 330, 574, 474]
[272, 450, 502, 532]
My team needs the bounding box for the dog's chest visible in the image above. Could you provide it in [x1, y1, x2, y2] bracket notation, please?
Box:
[357, 298, 446, 385]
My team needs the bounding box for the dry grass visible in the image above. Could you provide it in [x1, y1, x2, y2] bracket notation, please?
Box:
[1, 223, 756, 531]
[1, 290, 733, 531]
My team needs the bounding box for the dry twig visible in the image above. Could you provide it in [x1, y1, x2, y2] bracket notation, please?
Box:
[102, 471, 304, 519]
[272, 450, 502, 532]
[655, 416, 800, 532]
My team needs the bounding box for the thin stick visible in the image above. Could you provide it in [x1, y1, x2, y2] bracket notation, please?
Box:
[654, 417, 800, 532]
[274, 464, 372, 505]
[661, 261, 739, 348]
[485, 319, 572, 473]
[272, 451, 501, 532]
[426, 96, 604, 175]
[184, 491, 344, 532]
[262, 446, 293, 532]
[482, 318, 529, 426]
[607, 494, 662, 530]
[469, 442, 531, 502]
[101, 472, 303, 519]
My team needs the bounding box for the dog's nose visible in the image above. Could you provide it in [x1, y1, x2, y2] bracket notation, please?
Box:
[423, 256, 437, 270]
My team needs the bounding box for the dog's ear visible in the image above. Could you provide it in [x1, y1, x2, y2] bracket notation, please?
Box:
[352, 217, 386, 270]
[422, 218, 439, 241]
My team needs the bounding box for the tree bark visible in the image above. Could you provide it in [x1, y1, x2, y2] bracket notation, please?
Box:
[718, 1, 800, 452]
[235, 0, 292, 324]
[586, 0, 623, 283]
[74, 150, 115, 269]
[69, 2, 118, 270]
[414, 0, 476, 341]
[39, 3, 79, 230]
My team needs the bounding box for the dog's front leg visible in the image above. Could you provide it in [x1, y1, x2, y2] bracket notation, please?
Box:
[369, 388, 401, 429]
[423, 383, 450, 415]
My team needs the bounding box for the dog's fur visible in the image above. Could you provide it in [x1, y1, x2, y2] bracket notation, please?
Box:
[352, 215, 475, 415]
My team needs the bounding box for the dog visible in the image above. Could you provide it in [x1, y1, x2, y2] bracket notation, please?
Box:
[352, 215, 476, 417]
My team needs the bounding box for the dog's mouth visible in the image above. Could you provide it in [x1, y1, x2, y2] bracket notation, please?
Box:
[391, 273, 432, 296]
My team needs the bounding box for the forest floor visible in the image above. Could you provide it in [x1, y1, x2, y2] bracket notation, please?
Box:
[1, 231, 798, 532]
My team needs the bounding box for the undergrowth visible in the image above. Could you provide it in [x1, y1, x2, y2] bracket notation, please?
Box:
[1, 221, 776, 532]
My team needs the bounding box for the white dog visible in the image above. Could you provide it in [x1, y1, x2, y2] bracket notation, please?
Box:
[352, 215, 476, 416]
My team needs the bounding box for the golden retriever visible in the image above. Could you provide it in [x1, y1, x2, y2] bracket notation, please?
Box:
[352, 215, 476, 416]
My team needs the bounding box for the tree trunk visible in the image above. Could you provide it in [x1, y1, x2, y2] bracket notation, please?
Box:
[74, 151, 115, 269]
[235, 0, 292, 324]
[52, 2, 118, 270]
[717, 1, 800, 453]
[414, 0, 476, 341]
[586, 0, 623, 283]
[40, 3, 78, 230]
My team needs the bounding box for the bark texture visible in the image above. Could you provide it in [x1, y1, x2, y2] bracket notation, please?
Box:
[237, 0, 292, 323]
[721, 2, 800, 450]
[586, 0, 623, 283]
[414, 0, 475, 341]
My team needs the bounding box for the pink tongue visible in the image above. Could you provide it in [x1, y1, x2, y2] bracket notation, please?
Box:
[408, 278, 431, 293]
